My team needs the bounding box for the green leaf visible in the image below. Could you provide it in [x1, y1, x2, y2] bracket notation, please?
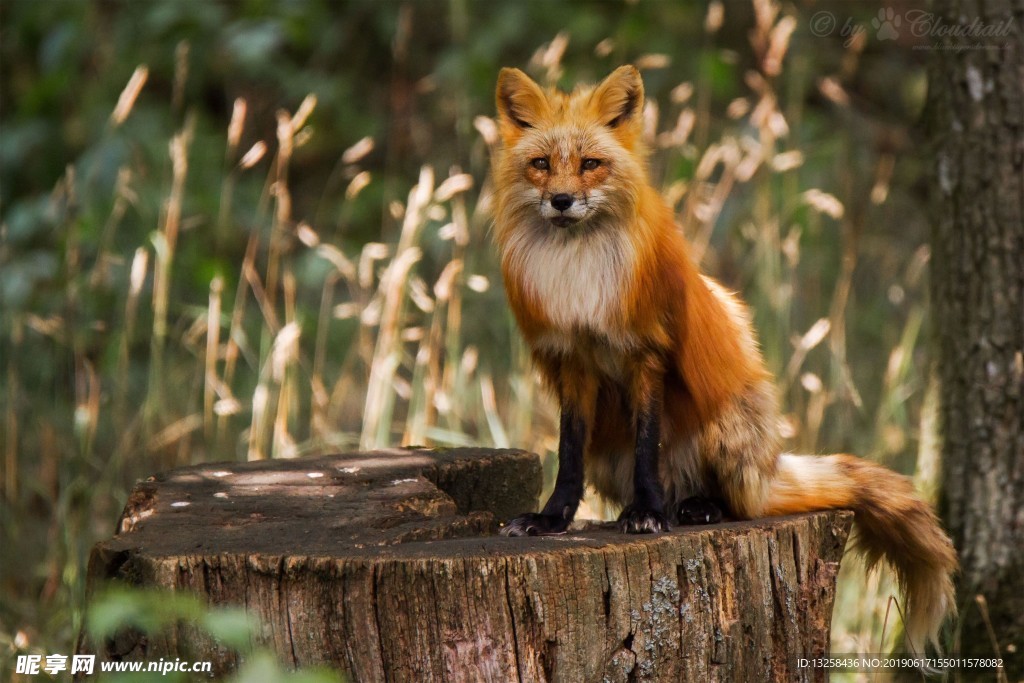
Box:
[230, 652, 345, 683]
[201, 608, 256, 649]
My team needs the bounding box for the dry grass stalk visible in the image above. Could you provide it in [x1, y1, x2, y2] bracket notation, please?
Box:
[204, 277, 223, 441]
[146, 115, 194, 446]
[110, 65, 148, 126]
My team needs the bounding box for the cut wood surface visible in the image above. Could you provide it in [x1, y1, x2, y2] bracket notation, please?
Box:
[80, 447, 853, 682]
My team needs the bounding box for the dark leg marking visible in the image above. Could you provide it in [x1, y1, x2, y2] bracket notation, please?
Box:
[618, 397, 670, 534]
[503, 404, 586, 536]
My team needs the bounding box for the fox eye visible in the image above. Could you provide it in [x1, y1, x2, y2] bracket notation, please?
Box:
[581, 158, 602, 171]
[530, 158, 549, 171]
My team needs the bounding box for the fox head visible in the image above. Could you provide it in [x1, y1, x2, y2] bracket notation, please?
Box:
[493, 66, 648, 230]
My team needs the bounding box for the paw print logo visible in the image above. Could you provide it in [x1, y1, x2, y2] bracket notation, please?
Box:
[872, 7, 901, 40]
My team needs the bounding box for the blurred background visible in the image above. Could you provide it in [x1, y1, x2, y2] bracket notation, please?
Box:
[2, 0, 937, 676]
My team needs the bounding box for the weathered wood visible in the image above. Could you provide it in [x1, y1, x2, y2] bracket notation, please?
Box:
[81, 447, 853, 682]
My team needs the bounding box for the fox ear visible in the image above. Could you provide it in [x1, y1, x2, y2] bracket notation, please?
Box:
[496, 68, 548, 137]
[591, 65, 644, 130]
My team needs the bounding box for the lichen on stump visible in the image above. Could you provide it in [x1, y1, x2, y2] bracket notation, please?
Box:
[79, 447, 852, 682]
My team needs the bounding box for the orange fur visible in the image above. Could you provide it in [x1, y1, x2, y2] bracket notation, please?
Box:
[492, 65, 957, 657]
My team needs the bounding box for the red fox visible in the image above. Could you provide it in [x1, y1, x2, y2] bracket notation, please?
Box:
[492, 65, 957, 656]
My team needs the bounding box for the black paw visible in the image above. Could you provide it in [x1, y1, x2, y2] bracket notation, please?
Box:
[617, 505, 671, 534]
[675, 496, 724, 525]
[501, 512, 571, 537]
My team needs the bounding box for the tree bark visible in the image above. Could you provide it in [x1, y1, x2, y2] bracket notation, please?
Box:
[79, 448, 852, 682]
[928, 0, 1024, 678]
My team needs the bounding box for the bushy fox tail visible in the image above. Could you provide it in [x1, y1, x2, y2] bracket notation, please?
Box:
[764, 453, 958, 656]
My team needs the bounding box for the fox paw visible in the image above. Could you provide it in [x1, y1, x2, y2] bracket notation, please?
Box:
[501, 512, 570, 536]
[618, 505, 671, 534]
[675, 496, 725, 525]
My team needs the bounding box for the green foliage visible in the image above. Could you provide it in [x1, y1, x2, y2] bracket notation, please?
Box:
[231, 653, 341, 683]
[80, 588, 341, 682]
[87, 588, 254, 651]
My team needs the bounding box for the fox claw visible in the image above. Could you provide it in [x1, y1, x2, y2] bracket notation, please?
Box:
[501, 512, 570, 536]
[617, 505, 671, 534]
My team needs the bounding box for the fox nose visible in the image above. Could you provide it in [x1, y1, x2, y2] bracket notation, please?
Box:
[550, 194, 574, 212]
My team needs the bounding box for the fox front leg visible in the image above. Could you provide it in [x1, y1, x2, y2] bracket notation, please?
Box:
[618, 373, 671, 534]
[502, 402, 587, 536]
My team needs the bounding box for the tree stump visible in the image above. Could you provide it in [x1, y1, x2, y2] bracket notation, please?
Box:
[80, 447, 853, 682]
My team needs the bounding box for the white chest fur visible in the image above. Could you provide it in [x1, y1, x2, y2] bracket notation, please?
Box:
[503, 224, 633, 334]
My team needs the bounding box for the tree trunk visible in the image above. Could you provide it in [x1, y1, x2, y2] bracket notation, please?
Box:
[79, 448, 853, 682]
[928, 0, 1024, 677]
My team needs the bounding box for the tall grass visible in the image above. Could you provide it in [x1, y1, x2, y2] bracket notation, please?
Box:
[1, 0, 938, 674]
